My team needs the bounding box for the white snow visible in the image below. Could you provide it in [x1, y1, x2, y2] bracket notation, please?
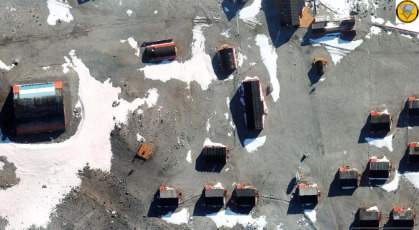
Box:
[367, 206, 379, 212]
[366, 26, 382, 39]
[186, 150, 192, 163]
[236, 51, 247, 67]
[226, 97, 230, 109]
[308, 34, 364, 65]
[244, 136, 266, 152]
[220, 29, 231, 38]
[0, 60, 15, 71]
[371, 15, 385, 24]
[318, 0, 354, 16]
[126, 10, 133, 16]
[401, 34, 413, 39]
[304, 209, 317, 223]
[365, 134, 393, 152]
[154, 10, 158, 14]
[239, 0, 262, 27]
[206, 119, 211, 133]
[140, 21, 217, 90]
[224, 113, 229, 120]
[203, 138, 226, 147]
[213, 182, 224, 189]
[124, 37, 140, 57]
[161, 208, 189, 225]
[0, 50, 157, 230]
[137, 133, 145, 142]
[277, 223, 284, 230]
[378, 170, 400, 192]
[206, 208, 267, 229]
[46, 0, 74, 26]
[319, 77, 325, 81]
[255, 34, 280, 102]
[403, 171, 419, 189]
[42, 66, 51, 70]
[0, 161, 4, 170]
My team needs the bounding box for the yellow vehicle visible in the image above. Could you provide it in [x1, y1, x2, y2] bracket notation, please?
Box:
[137, 143, 152, 160]
[313, 57, 328, 75]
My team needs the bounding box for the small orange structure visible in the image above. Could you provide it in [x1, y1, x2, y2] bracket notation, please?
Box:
[313, 57, 328, 75]
[137, 143, 152, 160]
[299, 6, 314, 28]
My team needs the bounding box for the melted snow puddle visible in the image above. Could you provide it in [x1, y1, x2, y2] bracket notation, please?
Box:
[140, 20, 216, 90]
[161, 208, 189, 225]
[0, 50, 158, 229]
[255, 34, 280, 102]
[46, 0, 74, 25]
[206, 208, 267, 229]
[244, 136, 266, 152]
[365, 134, 393, 152]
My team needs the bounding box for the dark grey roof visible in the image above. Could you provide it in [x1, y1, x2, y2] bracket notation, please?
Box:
[371, 114, 391, 124]
[243, 80, 264, 130]
[339, 170, 358, 180]
[218, 47, 236, 71]
[203, 146, 228, 163]
[409, 100, 419, 116]
[205, 189, 225, 206]
[370, 162, 390, 171]
[236, 188, 256, 206]
[299, 187, 317, 196]
[280, 0, 304, 27]
[160, 190, 178, 199]
[205, 189, 224, 198]
[360, 209, 380, 221]
[146, 44, 176, 61]
[394, 210, 414, 221]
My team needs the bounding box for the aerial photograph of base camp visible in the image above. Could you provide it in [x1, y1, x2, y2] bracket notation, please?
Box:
[0, 0, 418, 229]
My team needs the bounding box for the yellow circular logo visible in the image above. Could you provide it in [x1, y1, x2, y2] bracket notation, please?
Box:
[396, 0, 418, 23]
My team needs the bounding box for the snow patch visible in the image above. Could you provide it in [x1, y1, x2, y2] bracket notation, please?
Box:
[42, 66, 51, 70]
[371, 15, 385, 24]
[224, 113, 229, 120]
[137, 133, 145, 142]
[213, 182, 224, 189]
[367, 206, 379, 212]
[255, 34, 280, 102]
[239, 0, 262, 27]
[154, 10, 158, 14]
[206, 208, 267, 229]
[403, 171, 419, 189]
[0, 60, 15, 71]
[366, 26, 382, 39]
[186, 150, 192, 163]
[123, 37, 140, 57]
[236, 51, 247, 67]
[220, 29, 231, 38]
[304, 209, 317, 223]
[126, 10, 133, 16]
[244, 136, 266, 152]
[0, 161, 4, 170]
[206, 119, 211, 133]
[365, 134, 393, 152]
[161, 208, 189, 225]
[203, 138, 226, 147]
[46, 0, 74, 26]
[378, 170, 400, 192]
[140, 21, 216, 90]
[401, 34, 413, 39]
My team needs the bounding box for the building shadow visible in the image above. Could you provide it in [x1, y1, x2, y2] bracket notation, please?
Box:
[221, 0, 246, 22]
[147, 190, 177, 217]
[286, 177, 296, 195]
[397, 101, 419, 128]
[328, 170, 356, 197]
[358, 115, 389, 144]
[349, 209, 360, 230]
[307, 68, 321, 86]
[262, 0, 297, 48]
[192, 189, 223, 216]
[398, 147, 419, 173]
[229, 86, 263, 148]
[226, 190, 253, 215]
[211, 54, 234, 80]
[77, 0, 91, 5]
[286, 192, 303, 215]
[359, 163, 371, 187]
[195, 149, 225, 173]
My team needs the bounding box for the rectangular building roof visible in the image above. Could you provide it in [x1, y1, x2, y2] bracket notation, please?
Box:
[243, 80, 264, 130]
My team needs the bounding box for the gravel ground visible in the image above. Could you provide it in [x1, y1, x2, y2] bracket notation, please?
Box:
[0, 0, 419, 229]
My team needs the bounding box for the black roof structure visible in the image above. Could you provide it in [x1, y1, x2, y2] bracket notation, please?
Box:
[408, 99, 419, 117]
[314, 60, 324, 74]
[298, 187, 318, 204]
[370, 113, 391, 131]
[204, 188, 225, 206]
[311, 23, 326, 35]
[280, 0, 304, 27]
[409, 143, 419, 163]
[339, 169, 359, 188]
[340, 18, 355, 29]
[243, 80, 264, 130]
[218, 47, 236, 72]
[146, 43, 176, 61]
[359, 208, 380, 227]
[370, 161, 390, 178]
[236, 188, 256, 206]
[203, 146, 228, 163]
[159, 189, 179, 207]
[393, 209, 415, 227]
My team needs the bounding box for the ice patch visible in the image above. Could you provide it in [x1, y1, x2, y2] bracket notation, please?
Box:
[308, 34, 363, 65]
[0, 60, 15, 71]
[137, 133, 145, 142]
[126, 10, 133, 16]
[203, 138, 226, 147]
[304, 209, 317, 223]
[161, 208, 189, 225]
[46, 0, 74, 26]
[206, 208, 267, 229]
[366, 26, 382, 39]
[0, 50, 156, 229]
[255, 34, 280, 102]
[239, 0, 262, 27]
[244, 136, 266, 152]
[378, 170, 400, 192]
[186, 150, 192, 163]
[140, 21, 217, 90]
[365, 134, 393, 152]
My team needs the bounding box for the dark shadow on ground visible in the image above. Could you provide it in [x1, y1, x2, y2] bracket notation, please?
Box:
[307, 68, 321, 86]
[358, 115, 389, 144]
[286, 177, 296, 195]
[398, 147, 419, 173]
[328, 170, 356, 197]
[262, 0, 297, 48]
[221, 0, 246, 22]
[349, 209, 360, 230]
[397, 101, 419, 128]
[193, 189, 223, 216]
[229, 86, 262, 148]
[212, 54, 234, 80]
[359, 163, 370, 187]
[141, 49, 148, 64]
[195, 149, 225, 173]
[225, 189, 253, 215]
[147, 190, 177, 217]
[77, 0, 91, 5]
[286, 192, 303, 215]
